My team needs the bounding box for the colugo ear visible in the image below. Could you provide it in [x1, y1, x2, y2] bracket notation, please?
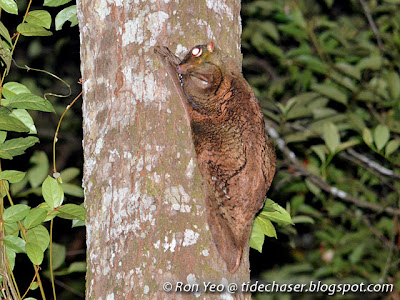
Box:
[207, 42, 215, 53]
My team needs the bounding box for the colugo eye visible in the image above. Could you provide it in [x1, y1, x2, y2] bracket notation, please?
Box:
[191, 47, 202, 57]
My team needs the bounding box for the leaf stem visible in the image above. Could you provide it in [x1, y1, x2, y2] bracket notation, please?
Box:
[49, 218, 57, 300]
[21, 265, 40, 299]
[53, 89, 83, 174]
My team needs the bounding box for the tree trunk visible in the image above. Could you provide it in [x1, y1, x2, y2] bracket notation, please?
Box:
[77, 0, 249, 298]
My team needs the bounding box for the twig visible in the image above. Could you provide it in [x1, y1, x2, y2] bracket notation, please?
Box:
[265, 120, 400, 216]
[289, 116, 400, 180]
[339, 152, 395, 191]
[346, 148, 400, 179]
[53, 86, 83, 174]
[54, 278, 85, 298]
[243, 57, 278, 80]
[361, 215, 393, 250]
[359, 0, 385, 51]
[380, 215, 398, 282]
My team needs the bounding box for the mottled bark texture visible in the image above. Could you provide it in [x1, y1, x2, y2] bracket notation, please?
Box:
[77, 0, 249, 299]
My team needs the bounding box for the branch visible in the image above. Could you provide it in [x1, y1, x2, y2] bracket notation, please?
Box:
[265, 120, 400, 216]
[359, 0, 385, 51]
[361, 215, 394, 250]
[345, 149, 400, 179]
[243, 57, 278, 80]
[288, 122, 400, 180]
[380, 215, 399, 281]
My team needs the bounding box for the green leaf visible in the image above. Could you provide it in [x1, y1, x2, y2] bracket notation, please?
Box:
[362, 128, 373, 146]
[322, 122, 340, 153]
[291, 7, 306, 28]
[349, 244, 365, 264]
[60, 167, 80, 182]
[38, 202, 59, 221]
[17, 23, 52, 37]
[357, 56, 382, 70]
[260, 21, 279, 41]
[260, 199, 294, 225]
[4, 235, 26, 253]
[42, 176, 64, 208]
[0, 114, 30, 133]
[335, 62, 361, 80]
[6, 247, 16, 269]
[291, 215, 315, 224]
[250, 218, 265, 252]
[385, 140, 400, 157]
[52, 261, 87, 276]
[26, 10, 52, 29]
[3, 204, 30, 222]
[9, 109, 37, 134]
[295, 55, 328, 74]
[311, 145, 326, 163]
[279, 24, 308, 40]
[57, 204, 85, 221]
[67, 261, 86, 273]
[0, 44, 12, 72]
[251, 32, 284, 58]
[0, 131, 6, 143]
[0, 137, 39, 159]
[276, 103, 287, 115]
[26, 225, 50, 251]
[0, 0, 18, 15]
[23, 207, 47, 229]
[305, 179, 321, 196]
[356, 90, 376, 102]
[0, 149, 12, 159]
[286, 105, 312, 120]
[10, 173, 29, 196]
[48, 242, 66, 270]
[0, 21, 12, 45]
[44, 0, 72, 7]
[328, 71, 357, 92]
[28, 151, 49, 188]
[69, 15, 78, 27]
[0, 170, 26, 183]
[374, 124, 390, 151]
[2, 82, 31, 99]
[387, 71, 400, 99]
[336, 139, 360, 152]
[257, 216, 277, 238]
[26, 242, 44, 265]
[311, 83, 348, 104]
[72, 219, 85, 227]
[6, 93, 55, 112]
[62, 183, 84, 198]
[55, 5, 77, 31]
[4, 221, 19, 235]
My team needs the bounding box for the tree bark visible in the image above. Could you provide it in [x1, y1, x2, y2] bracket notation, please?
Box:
[77, 0, 249, 298]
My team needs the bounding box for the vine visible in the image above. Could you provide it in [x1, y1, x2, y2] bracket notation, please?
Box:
[0, 0, 82, 299]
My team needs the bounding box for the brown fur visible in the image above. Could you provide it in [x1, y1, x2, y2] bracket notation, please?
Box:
[155, 43, 276, 273]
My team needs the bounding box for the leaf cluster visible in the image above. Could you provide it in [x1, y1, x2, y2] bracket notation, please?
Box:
[242, 0, 400, 292]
